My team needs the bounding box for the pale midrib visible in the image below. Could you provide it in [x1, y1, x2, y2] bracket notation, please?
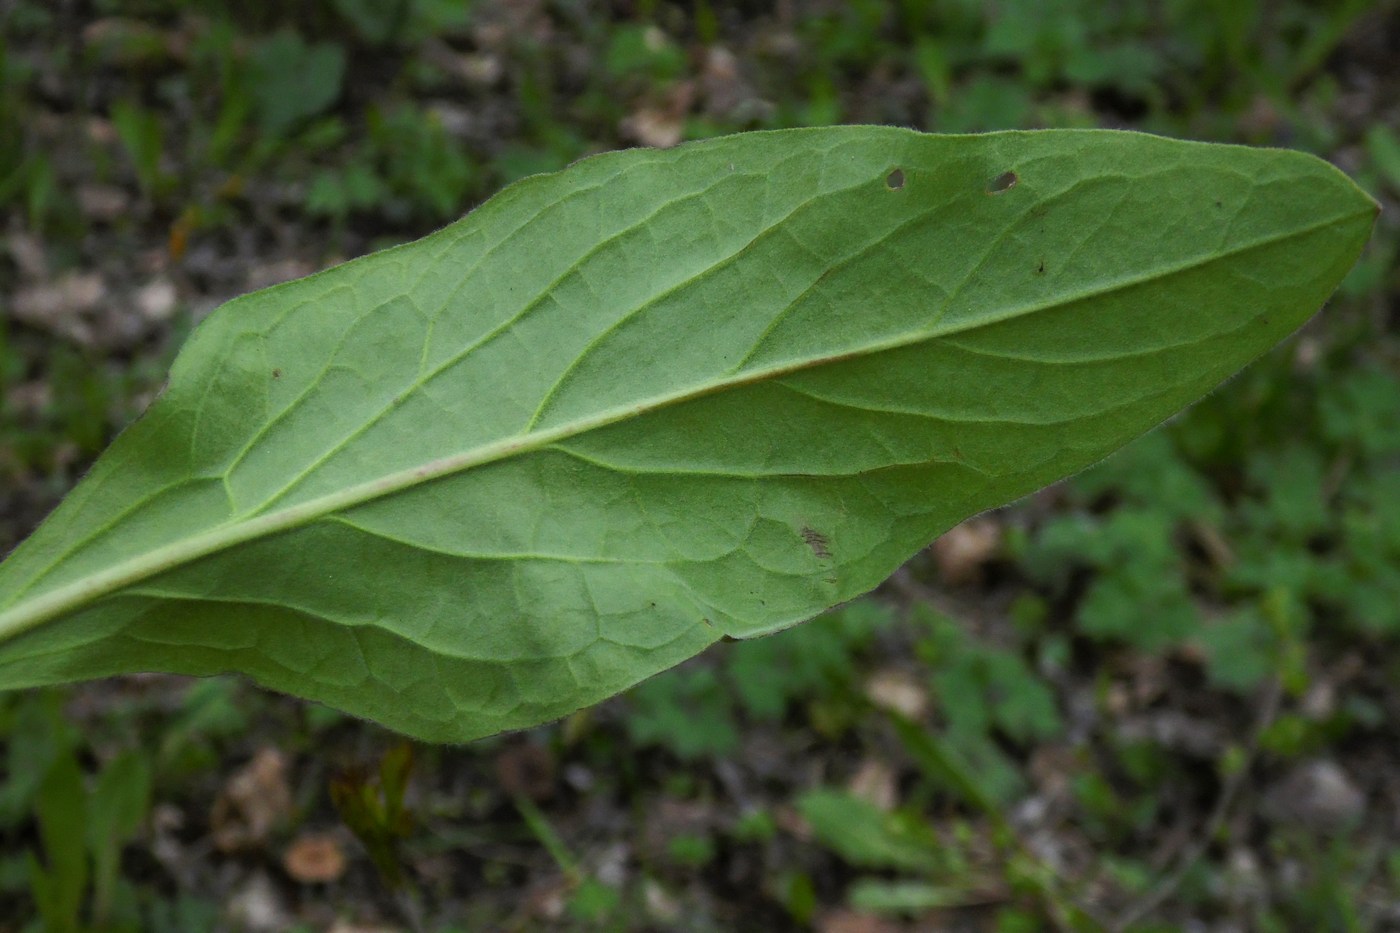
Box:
[0, 207, 1363, 645]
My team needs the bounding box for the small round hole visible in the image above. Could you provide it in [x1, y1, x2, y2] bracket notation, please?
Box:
[987, 170, 1018, 194]
[885, 168, 905, 190]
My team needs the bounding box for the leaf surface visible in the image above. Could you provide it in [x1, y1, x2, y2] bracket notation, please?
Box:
[0, 127, 1375, 741]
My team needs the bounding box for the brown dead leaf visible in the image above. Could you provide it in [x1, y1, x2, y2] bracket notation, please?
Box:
[211, 747, 293, 853]
[620, 82, 695, 149]
[85, 116, 119, 145]
[818, 909, 899, 933]
[865, 668, 929, 720]
[932, 517, 1002, 586]
[495, 740, 556, 802]
[847, 758, 898, 812]
[283, 831, 348, 884]
[621, 107, 684, 149]
[700, 46, 744, 117]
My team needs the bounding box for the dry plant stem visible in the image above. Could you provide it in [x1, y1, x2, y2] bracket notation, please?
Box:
[1110, 675, 1285, 930]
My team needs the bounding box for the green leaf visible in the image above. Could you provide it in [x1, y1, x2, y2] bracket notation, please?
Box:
[248, 30, 346, 135]
[87, 751, 152, 927]
[29, 750, 88, 932]
[796, 788, 940, 872]
[0, 127, 1376, 742]
[848, 878, 989, 914]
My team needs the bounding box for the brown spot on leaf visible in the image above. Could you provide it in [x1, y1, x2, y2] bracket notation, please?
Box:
[272, 368, 281, 379]
[800, 525, 832, 560]
[987, 170, 1018, 193]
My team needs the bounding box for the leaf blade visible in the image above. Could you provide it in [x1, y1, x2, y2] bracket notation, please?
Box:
[0, 127, 1376, 741]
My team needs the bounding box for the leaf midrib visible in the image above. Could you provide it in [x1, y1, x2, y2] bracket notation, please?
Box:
[0, 207, 1361, 645]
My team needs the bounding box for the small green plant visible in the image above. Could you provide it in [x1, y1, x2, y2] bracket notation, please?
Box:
[247, 29, 347, 137]
[789, 706, 1100, 927]
[915, 608, 1063, 803]
[0, 693, 153, 932]
[0, 126, 1376, 744]
[330, 741, 416, 890]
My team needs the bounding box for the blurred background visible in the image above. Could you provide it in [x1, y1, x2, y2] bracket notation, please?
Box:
[1, 1, 1399, 930]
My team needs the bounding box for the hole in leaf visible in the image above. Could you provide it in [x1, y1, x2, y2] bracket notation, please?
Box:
[987, 171, 1018, 194]
[885, 169, 905, 190]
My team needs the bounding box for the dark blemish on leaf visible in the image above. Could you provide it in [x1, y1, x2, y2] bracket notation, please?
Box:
[701, 617, 714, 628]
[801, 526, 832, 560]
[1215, 200, 1223, 208]
[1036, 259, 1046, 275]
[886, 168, 905, 190]
[987, 171, 1018, 194]
[272, 368, 282, 379]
